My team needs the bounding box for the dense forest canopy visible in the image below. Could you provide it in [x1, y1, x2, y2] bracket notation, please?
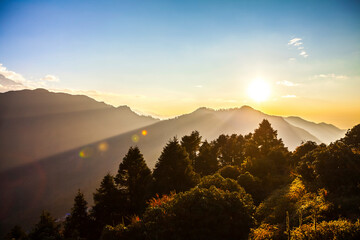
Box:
[7, 120, 360, 240]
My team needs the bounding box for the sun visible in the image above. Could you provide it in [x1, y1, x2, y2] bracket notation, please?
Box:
[247, 78, 271, 102]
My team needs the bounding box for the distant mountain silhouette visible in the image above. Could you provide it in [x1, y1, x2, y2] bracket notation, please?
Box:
[0, 89, 159, 171]
[284, 116, 346, 144]
[0, 90, 347, 235]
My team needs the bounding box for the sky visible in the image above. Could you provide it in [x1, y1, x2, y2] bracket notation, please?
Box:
[0, 0, 359, 128]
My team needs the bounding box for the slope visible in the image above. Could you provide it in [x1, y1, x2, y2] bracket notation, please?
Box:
[0, 89, 159, 171]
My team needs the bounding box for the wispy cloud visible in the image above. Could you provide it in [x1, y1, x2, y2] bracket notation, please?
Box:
[276, 80, 299, 87]
[41, 74, 60, 82]
[288, 37, 308, 58]
[0, 63, 61, 92]
[0, 63, 26, 84]
[281, 95, 297, 98]
[288, 38, 302, 45]
[195, 85, 203, 88]
[311, 74, 348, 80]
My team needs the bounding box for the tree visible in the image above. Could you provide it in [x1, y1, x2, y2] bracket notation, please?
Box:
[241, 120, 290, 199]
[342, 124, 360, 150]
[5, 225, 27, 240]
[181, 131, 202, 166]
[91, 174, 126, 233]
[28, 211, 62, 240]
[63, 190, 90, 240]
[249, 119, 286, 157]
[115, 146, 153, 215]
[112, 185, 255, 240]
[153, 137, 198, 194]
[194, 141, 219, 176]
[215, 134, 245, 166]
[291, 141, 319, 167]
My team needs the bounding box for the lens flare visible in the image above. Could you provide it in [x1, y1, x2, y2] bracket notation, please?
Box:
[131, 134, 139, 143]
[98, 142, 109, 152]
[142, 130, 148, 136]
[79, 147, 93, 158]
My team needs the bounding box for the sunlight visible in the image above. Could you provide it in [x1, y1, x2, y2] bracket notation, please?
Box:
[247, 78, 271, 102]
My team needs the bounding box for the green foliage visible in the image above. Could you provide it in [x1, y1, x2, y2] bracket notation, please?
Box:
[28, 211, 62, 240]
[91, 174, 126, 233]
[181, 130, 202, 165]
[291, 141, 318, 167]
[63, 190, 90, 240]
[214, 134, 246, 166]
[238, 171, 264, 204]
[115, 146, 153, 215]
[291, 219, 360, 240]
[153, 137, 199, 194]
[251, 119, 286, 156]
[342, 124, 360, 150]
[218, 165, 241, 180]
[194, 141, 219, 176]
[5, 225, 27, 240]
[198, 173, 248, 195]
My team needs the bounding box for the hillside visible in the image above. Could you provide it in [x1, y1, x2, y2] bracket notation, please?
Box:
[285, 116, 346, 144]
[0, 89, 159, 171]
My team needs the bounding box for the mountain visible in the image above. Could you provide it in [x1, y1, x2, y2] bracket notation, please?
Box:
[0, 89, 159, 171]
[0, 90, 347, 236]
[284, 116, 346, 144]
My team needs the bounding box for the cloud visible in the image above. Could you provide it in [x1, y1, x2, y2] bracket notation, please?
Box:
[0, 63, 62, 92]
[195, 85, 203, 88]
[0, 64, 26, 84]
[288, 58, 296, 62]
[41, 74, 59, 82]
[276, 80, 299, 87]
[311, 74, 348, 80]
[288, 38, 302, 45]
[281, 95, 297, 98]
[288, 37, 308, 58]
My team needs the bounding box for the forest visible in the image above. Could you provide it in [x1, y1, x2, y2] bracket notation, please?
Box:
[6, 120, 360, 240]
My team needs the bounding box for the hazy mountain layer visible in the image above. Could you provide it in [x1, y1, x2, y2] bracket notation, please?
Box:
[0, 89, 159, 171]
[285, 116, 346, 144]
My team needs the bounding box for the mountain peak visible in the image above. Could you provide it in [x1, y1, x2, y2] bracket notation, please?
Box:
[240, 105, 255, 111]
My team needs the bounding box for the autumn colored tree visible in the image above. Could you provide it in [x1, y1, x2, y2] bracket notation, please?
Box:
[153, 137, 198, 194]
[115, 146, 153, 215]
[63, 190, 91, 240]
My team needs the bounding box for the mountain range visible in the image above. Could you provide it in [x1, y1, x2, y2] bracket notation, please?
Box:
[0, 89, 347, 235]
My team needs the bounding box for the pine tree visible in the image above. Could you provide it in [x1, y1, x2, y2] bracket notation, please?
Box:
[28, 211, 62, 240]
[91, 174, 126, 231]
[153, 137, 198, 194]
[5, 225, 27, 240]
[115, 146, 153, 215]
[194, 141, 219, 176]
[63, 190, 90, 240]
[181, 131, 202, 166]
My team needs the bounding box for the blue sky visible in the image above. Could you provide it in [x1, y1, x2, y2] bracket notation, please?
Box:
[0, 0, 359, 127]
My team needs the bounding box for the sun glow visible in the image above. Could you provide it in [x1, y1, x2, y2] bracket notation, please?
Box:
[247, 78, 271, 102]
